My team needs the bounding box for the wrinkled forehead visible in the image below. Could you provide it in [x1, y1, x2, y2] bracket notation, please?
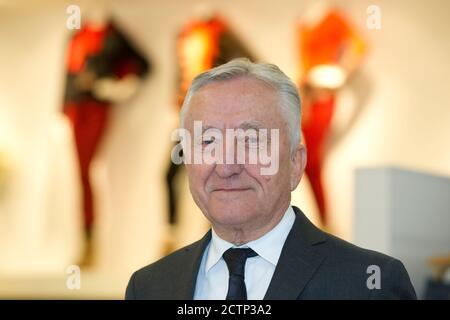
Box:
[185, 77, 285, 131]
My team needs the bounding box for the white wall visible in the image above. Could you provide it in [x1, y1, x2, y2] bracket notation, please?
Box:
[354, 167, 450, 297]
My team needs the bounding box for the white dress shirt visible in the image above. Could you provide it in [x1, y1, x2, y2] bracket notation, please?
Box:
[194, 205, 296, 300]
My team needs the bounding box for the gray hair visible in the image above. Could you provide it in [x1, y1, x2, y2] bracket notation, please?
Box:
[179, 58, 302, 153]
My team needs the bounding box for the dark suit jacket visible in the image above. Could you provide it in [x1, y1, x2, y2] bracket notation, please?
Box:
[125, 206, 417, 299]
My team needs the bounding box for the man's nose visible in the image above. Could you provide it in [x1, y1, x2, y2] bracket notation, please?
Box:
[215, 137, 244, 178]
[215, 162, 244, 178]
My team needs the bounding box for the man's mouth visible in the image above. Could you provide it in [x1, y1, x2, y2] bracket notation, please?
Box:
[213, 188, 252, 192]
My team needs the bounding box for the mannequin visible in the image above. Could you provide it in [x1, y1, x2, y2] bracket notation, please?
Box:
[62, 2, 150, 264]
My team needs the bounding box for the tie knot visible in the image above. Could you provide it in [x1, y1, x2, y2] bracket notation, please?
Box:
[222, 248, 257, 277]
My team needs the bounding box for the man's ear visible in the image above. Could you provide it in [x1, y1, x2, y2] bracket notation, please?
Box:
[290, 144, 307, 191]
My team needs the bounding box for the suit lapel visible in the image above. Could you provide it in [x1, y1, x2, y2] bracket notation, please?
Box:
[174, 230, 212, 299]
[264, 206, 328, 300]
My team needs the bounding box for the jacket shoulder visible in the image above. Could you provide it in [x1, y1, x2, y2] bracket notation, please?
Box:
[324, 232, 394, 264]
[305, 231, 416, 299]
[138, 240, 201, 276]
[125, 238, 205, 300]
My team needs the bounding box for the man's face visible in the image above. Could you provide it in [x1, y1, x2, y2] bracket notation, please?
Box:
[184, 77, 305, 234]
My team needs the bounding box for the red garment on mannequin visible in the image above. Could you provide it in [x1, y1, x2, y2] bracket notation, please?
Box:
[63, 21, 149, 235]
[301, 95, 335, 221]
[64, 101, 108, 232]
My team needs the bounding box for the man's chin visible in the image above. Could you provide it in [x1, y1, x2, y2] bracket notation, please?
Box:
[208, 207, 256, 227]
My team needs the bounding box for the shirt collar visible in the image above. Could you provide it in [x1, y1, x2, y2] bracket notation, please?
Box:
[204, 205, 296, 275]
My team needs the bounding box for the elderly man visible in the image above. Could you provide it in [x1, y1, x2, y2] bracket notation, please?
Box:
[125, 58, 416, 300]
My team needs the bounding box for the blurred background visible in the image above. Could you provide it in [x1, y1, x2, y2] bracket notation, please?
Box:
[0, 0, 449, 299]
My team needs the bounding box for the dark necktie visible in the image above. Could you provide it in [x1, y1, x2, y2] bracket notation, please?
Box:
[222, 248, 258, 300]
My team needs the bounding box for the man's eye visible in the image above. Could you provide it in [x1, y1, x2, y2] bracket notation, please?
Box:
[202, 138, 215, 146]
[246, 136, 259, 147]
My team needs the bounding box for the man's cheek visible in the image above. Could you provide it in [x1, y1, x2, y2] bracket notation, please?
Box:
[244, 163, 261, 175]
